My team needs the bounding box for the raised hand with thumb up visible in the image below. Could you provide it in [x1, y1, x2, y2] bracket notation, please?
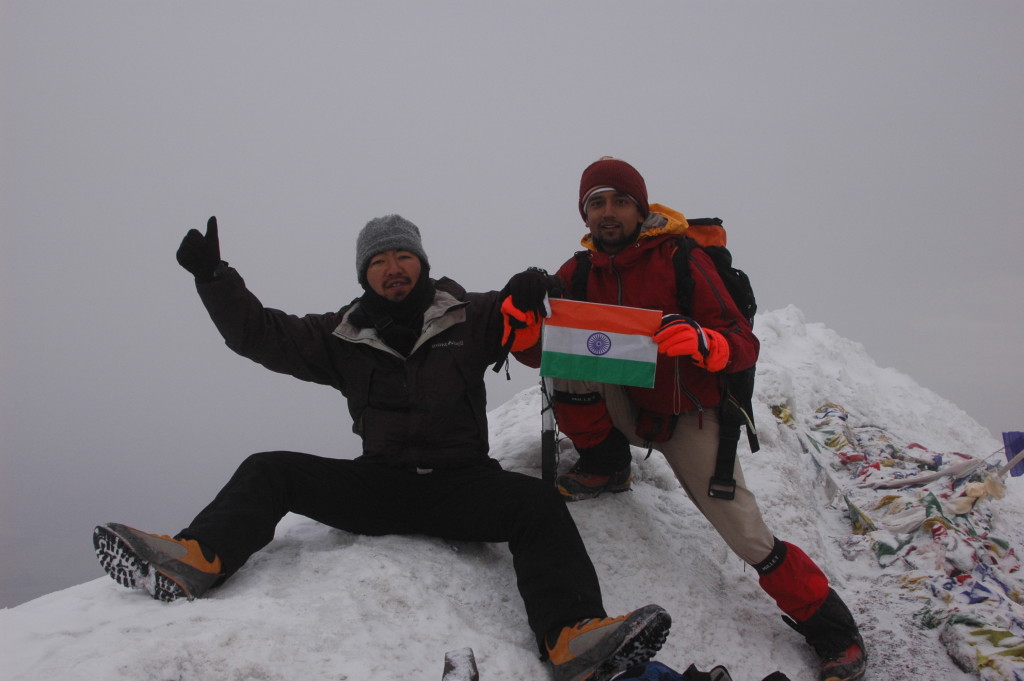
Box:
[176, 216, 223, 282]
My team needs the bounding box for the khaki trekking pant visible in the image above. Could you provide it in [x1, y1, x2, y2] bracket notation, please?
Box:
[558, 379, 777, 566]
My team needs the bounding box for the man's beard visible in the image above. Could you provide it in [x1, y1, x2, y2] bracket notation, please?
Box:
[592, 222, 639, 252]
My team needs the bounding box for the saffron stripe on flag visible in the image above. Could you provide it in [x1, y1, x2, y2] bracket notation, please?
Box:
[547, 298, 662, 336]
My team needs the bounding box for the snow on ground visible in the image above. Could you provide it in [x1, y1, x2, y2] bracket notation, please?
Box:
[2, 306, 1021, 681]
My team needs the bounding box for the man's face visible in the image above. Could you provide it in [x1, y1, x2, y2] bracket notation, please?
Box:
[365, 249, 422, 301]
[583, 190, 643, 254]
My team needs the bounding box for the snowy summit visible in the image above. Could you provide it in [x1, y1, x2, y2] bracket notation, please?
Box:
[3, 306, 1022, 681]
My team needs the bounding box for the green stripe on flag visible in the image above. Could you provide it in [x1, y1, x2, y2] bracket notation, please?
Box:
[541, 351, 656, 388]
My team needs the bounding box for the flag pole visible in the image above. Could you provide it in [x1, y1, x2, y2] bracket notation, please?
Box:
[541, 375, 558, 484]
[539, 296, 558, 484]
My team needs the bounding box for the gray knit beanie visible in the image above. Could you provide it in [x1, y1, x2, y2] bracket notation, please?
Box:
[355, 215, 429, 284]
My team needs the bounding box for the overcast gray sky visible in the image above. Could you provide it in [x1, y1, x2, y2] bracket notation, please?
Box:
[2, 1, 1022, 608]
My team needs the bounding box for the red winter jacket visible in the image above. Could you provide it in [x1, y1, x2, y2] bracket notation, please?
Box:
[519, 204, 758, 416]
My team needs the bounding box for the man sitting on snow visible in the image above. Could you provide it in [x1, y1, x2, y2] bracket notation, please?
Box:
[93, 214, 670, 681]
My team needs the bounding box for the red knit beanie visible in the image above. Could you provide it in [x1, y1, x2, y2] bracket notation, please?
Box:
[578, 157, 649, 220]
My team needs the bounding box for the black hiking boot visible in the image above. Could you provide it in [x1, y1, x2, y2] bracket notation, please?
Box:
[556, 462, 633, 501]
[555, 428, 633, 502]
[784, 588, 866, 681]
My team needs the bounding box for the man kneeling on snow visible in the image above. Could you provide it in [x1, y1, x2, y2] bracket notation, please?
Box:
[94, 214, 670, 681]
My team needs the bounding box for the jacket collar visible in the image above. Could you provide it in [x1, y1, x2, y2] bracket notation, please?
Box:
[332, 278, 469, 358]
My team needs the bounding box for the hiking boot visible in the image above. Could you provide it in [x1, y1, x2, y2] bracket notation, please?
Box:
[93, 522, 222, 601]
[556, 428, 634, 501]
[784, 589, 866, 681]
[556, 463, 633, 501]
[819, 635, 866, 681]
[546, 604, 671, 681]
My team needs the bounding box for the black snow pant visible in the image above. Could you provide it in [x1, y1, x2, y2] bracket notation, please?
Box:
[179, 451, 606, 649]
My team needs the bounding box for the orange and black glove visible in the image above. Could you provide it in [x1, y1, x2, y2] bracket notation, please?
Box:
[503, 267, 560, 317]
[500, 296, 542, 352]
[498, 267, 562, 352]
[653, 314, 730, 372]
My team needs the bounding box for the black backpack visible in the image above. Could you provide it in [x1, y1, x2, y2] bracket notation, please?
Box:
[569, 217, 759, 500]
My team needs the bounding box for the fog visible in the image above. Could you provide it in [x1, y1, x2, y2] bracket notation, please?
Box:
[2, 0, 1022, 608]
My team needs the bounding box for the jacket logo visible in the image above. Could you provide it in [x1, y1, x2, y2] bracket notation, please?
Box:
[431, 340, 464, 349]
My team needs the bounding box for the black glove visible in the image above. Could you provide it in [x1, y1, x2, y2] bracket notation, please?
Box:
[503, 267, 558, 317]
[176, 216, 222, 282]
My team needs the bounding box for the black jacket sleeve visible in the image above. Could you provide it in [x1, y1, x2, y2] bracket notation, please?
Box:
[195, 267, 346, 389]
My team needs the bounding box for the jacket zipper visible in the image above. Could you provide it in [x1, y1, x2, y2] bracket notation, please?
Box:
[609, 254, 623, 305]
[601, 243, 704, 419]
[673, 357, 703, 419]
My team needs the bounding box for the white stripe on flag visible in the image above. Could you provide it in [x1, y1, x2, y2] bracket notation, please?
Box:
[542, 325, 656, 362]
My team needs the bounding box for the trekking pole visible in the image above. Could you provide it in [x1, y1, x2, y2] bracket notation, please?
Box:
[541, 375, 558, 484]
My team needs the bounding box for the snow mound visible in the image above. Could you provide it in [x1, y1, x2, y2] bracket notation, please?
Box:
[2, 307, 1019, 681]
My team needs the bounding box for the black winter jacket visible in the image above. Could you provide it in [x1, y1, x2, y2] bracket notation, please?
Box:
[196, 268, 507, 470]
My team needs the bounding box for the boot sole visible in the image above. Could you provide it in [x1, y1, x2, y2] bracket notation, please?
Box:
[93, 525, 190, 601]
[559, 486, 632, 502]
[557, 606, 667, 679]
[821, 633, 867, 681]
[590, 607, 671, 681]
[556, 479, 633, 502]
[822, 658, 866, 681]
[823, 670, 865, 681]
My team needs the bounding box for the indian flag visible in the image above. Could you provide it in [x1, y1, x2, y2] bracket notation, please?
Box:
[540, 299, 662, 388]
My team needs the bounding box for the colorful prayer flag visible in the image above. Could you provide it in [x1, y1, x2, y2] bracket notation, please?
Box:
[540, 299, 662, 388]
[1003, 431, 1024, 478]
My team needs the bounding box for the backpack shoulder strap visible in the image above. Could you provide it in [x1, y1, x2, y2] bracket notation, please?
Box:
[670, 235, 697, 316]
[673, 219, 761, 498]
[570, 250, 591, 300]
